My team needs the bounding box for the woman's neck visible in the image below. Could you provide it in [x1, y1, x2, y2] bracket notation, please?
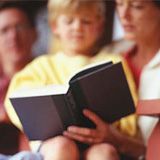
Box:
[132, 36, 160, 69]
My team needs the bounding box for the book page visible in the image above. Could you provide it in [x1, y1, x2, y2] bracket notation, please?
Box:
[10, 84, 69, 98]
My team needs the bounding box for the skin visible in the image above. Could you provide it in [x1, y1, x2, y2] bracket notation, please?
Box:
[51, 10, 104, 56]
[0, 8, 36, 78]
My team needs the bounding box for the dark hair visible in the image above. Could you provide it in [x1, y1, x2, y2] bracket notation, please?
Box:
[153, 0, 160, 8]
[0, 1, 47, 27]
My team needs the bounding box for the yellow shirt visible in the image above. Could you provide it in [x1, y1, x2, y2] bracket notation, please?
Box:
[5, 51, 138, 138]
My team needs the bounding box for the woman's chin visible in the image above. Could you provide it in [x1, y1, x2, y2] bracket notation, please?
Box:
[124, 34, 136, 41]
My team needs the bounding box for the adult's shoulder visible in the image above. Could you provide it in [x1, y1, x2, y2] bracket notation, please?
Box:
[101, 39, 135, 54]
[92, 49, 123, 64]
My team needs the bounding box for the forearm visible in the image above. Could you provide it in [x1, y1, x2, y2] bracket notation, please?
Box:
[108, 126, 146, 158]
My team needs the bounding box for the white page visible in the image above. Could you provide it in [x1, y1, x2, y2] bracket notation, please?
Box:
[10, 84, 69, 98]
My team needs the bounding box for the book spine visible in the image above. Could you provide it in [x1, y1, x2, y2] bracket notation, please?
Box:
[65, 90, 79, 125]
[69, 82, 96, 128]
[51, 95, 73, 129]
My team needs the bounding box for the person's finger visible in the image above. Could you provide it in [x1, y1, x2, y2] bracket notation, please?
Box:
[83, 109, 105, 126]
[63, 131, 95, 144]
[67, 126, 97, 138]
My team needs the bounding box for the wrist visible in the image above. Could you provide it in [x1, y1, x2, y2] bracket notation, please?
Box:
[108, 125, 123, 150]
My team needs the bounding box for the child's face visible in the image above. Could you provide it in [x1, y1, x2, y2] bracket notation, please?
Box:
[52, 11, 104, 56]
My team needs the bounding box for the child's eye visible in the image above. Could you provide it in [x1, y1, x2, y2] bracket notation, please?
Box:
[81, 19, 93, 25]
[64, 17, 73, 24]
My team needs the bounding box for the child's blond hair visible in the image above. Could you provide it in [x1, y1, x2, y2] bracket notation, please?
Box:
[48, 0, 106, 24]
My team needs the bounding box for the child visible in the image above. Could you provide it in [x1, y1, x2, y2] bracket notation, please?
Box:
[5, 0, 108, 128]
[48, 0, 107, 56]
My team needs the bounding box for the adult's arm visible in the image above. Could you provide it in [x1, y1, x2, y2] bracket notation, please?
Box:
[63, 109, 146, 158]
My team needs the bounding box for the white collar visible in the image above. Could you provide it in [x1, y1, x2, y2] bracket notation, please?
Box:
[144, 49, 160, 69]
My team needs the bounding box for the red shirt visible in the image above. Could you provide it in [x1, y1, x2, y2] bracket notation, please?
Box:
[0, 70, 10, 121]
[0, 74, 10, 103]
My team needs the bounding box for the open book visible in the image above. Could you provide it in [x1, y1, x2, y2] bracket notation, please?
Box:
[10, 61, 135, 140]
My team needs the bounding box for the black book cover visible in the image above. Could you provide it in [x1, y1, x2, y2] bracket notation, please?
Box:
[10, 61, 135, 140]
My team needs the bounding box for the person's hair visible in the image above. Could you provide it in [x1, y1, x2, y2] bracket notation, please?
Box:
[153, 0, 160, 8]
[0, 1, 46, 27]
[48, 0, 106, 23]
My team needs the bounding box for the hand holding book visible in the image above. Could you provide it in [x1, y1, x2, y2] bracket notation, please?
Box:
[63, 109, 109, 144]
[63, 109, 120, 145]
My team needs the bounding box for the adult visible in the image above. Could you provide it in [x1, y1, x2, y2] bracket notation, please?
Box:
[115, 0, 160, 145]
[0, 1, 37, 154]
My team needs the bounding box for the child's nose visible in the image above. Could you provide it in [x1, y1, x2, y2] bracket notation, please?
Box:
[72, 19, 83, 30]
